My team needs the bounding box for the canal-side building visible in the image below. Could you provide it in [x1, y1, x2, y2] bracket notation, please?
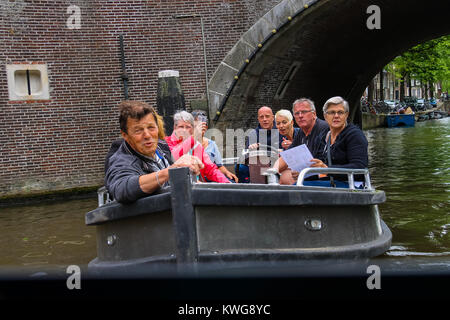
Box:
[364, 71, 438, 102]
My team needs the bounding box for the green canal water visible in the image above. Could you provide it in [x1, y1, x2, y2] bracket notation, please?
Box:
[0, 117, 449, 270]
[367, 116, 450, 258]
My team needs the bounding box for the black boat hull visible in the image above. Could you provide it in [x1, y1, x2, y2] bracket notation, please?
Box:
[86, 168, 392, 273]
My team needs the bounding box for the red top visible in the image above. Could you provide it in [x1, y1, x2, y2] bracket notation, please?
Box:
[165, 133, 230, 183]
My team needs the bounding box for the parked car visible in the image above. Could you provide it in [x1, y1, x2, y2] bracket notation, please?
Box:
[416, 99, 426, 110]
[384, 100, 396, 111]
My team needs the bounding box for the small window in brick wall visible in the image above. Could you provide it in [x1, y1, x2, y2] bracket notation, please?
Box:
[274, 61, 301, 100]
[6, 63, 50, 101]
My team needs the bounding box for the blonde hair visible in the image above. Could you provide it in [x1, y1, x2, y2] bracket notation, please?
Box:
[275, 109, 293, 122]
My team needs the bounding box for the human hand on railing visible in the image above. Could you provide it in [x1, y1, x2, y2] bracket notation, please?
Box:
[171, 154, 204, 175]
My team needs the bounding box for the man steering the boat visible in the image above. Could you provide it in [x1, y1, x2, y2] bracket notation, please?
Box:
[105, 100, 204, 203]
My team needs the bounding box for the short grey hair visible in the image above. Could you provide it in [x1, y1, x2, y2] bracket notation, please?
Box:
[292, 98, 316, 112]
[275, 109, 293, 122]
[173, 110, 194, 127]
[323, 96, 349, 113]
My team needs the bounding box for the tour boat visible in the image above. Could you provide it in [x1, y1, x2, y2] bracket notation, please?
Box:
[86, 159, 392, 273]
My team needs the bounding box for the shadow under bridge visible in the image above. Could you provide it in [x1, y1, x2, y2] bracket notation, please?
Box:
[208, 0, 450, 130]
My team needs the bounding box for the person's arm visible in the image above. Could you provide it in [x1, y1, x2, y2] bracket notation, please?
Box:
[104, 138, 124, 173]
[272, 157, 288, 173]
[330, 131, 368, 169]
[218, 165, 238, 182]
[200, 149, 231, 183]
[105, 155, 149, 203]
[106, 153, 203, 203]
[309, 158, 327, 168]
[138, 154, 204, 193]
[310, 130, 368, 170]
[208, 140, 238, 182]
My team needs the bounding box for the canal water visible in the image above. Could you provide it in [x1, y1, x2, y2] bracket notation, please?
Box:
[367, 116, 450, 258]
[0, 117, 449, 271]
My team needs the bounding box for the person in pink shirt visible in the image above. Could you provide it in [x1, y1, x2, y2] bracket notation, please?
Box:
[165, 111, 230, 183]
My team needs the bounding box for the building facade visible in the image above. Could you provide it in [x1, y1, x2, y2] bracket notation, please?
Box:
[0, 0, 282, 197]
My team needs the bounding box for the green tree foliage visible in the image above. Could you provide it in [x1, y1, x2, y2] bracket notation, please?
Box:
[435, 37, 450, 92]
[387, 35, 450, 96]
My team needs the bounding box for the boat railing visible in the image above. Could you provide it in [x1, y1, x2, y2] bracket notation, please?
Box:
[97, 186, 113, 207]
[222, 146, 280, 166]
[296, 167, 373, 190]
[97, 166, 374, 207]
[86, 167, 391, 269]
[221, 157, 239, 165]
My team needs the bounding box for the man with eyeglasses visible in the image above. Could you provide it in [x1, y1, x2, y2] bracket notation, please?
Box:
[289, 98, 329, 157]
[275, 98, 329, 184]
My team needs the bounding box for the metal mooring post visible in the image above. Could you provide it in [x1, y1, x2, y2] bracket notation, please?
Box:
[168, 167, 199, 268]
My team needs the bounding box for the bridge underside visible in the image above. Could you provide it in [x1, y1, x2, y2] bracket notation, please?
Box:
[211, 0, 450, 130]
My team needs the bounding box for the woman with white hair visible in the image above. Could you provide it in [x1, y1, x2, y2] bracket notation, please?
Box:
[275, 109, 300, 150]
[274, 109, 301, 185]
[165, 110, 230, 183]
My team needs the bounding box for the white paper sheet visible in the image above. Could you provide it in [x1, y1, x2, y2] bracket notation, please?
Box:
[280, 144, 314, 173]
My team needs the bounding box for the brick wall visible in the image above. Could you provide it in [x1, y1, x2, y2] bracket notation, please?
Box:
[0, 0, 282, 197]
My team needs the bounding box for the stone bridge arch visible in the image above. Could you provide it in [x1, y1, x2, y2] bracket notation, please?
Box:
[208, 0, 450, 131]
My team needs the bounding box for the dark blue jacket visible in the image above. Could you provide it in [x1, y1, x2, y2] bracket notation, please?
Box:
[105, 139, 173, 203]
[290, 118, 329, 158]
[318, 123, 368, 169]
[314, 123, 368, 183]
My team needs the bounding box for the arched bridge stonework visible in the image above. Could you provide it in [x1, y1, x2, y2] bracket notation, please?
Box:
[208, 0, 450, 131]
